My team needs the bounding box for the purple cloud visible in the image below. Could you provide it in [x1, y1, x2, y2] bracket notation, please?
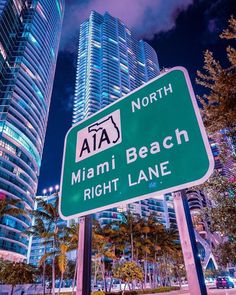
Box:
[60, 0, 193, 50]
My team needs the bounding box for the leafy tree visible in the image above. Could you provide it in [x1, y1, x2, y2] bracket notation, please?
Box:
[214, 241, 236, 267]
[201, 173, 236, 237]
[142, 215, 164, 288]
[113, 261, 143, 294]
[153, 228, 179, 287]
[64, 259, 76, 280]
[196, 16, 236, 134]
[200, 173, 236, 266]
[196, 171, 236, 265]
[0, 259, 37, 295]
[196, 16, 236, 178]
[0, 258, 7, 283]
[196, 16, 236, 268]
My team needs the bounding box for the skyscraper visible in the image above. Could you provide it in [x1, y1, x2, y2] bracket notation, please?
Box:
[73, 11, 178, 228]
[0, 0, 64, 261]
[73, 11, 159, 124]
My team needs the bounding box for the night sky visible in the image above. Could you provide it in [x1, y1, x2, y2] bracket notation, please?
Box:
[37, 0, 236, 193]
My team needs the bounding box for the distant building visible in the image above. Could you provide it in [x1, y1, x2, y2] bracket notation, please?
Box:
[186, 189, 219, 270]
[124, 194, 177, 229]
[209, 132, 236, 178]
[0, 0, 64, 261]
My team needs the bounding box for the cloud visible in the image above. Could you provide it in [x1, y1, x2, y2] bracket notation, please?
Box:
[60, 0, 193, 50]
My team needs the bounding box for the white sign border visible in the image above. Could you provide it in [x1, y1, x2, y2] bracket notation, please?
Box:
[59, 66, 215, 220]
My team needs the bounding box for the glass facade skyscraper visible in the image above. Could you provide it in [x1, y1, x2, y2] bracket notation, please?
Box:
[0, 0, 64, 261]
[73, 12, 177, 228]
[73, 11, 159, 124]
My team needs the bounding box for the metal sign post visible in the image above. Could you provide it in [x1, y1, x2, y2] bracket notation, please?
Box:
[174, 190, 207, 295]
[76, 215, 92, 295]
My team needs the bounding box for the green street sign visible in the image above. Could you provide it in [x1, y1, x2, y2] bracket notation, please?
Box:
[59, 67, 214, 219]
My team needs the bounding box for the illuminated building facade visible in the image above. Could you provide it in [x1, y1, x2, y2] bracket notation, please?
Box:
[186, 189, 219, 270]
[73, 11, 160, 124]
[0, 0, 64, 261]
[73, 11, 177, 228]
[121, 194, 177, 229]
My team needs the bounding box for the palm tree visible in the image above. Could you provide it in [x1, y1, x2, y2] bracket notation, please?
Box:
[26, 217, 52, 295]
[63, 221, 79, 295]
[57, 242, 68, 295]
[139, 220, 152, 288]
[117, 212, 144, 262]
[0, 197, 26, 218]
[101, 222, 128, 292]
[105, 213, 155, 289]
[92, 220, 116, 292]
[30, 195, 60, 295]
[168, 248, 185, 287]
[155, 228, 179, 286]
[39, 221, 80, 295]
[114, 213, 179, 288]
[90, 211, 180, 289]
[40, 236, 70, 295]
[146, 215, 166, 288]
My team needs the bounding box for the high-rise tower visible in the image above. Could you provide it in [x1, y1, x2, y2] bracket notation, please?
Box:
[0, 0, 64, 261]
[73, 12, 177, 228]
[73, 11, 159, 124]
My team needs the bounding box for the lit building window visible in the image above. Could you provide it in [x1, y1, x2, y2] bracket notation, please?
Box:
[28, 33, 39, 47]
[36, 3, 47, 20]
[0, 42, 7, 60]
